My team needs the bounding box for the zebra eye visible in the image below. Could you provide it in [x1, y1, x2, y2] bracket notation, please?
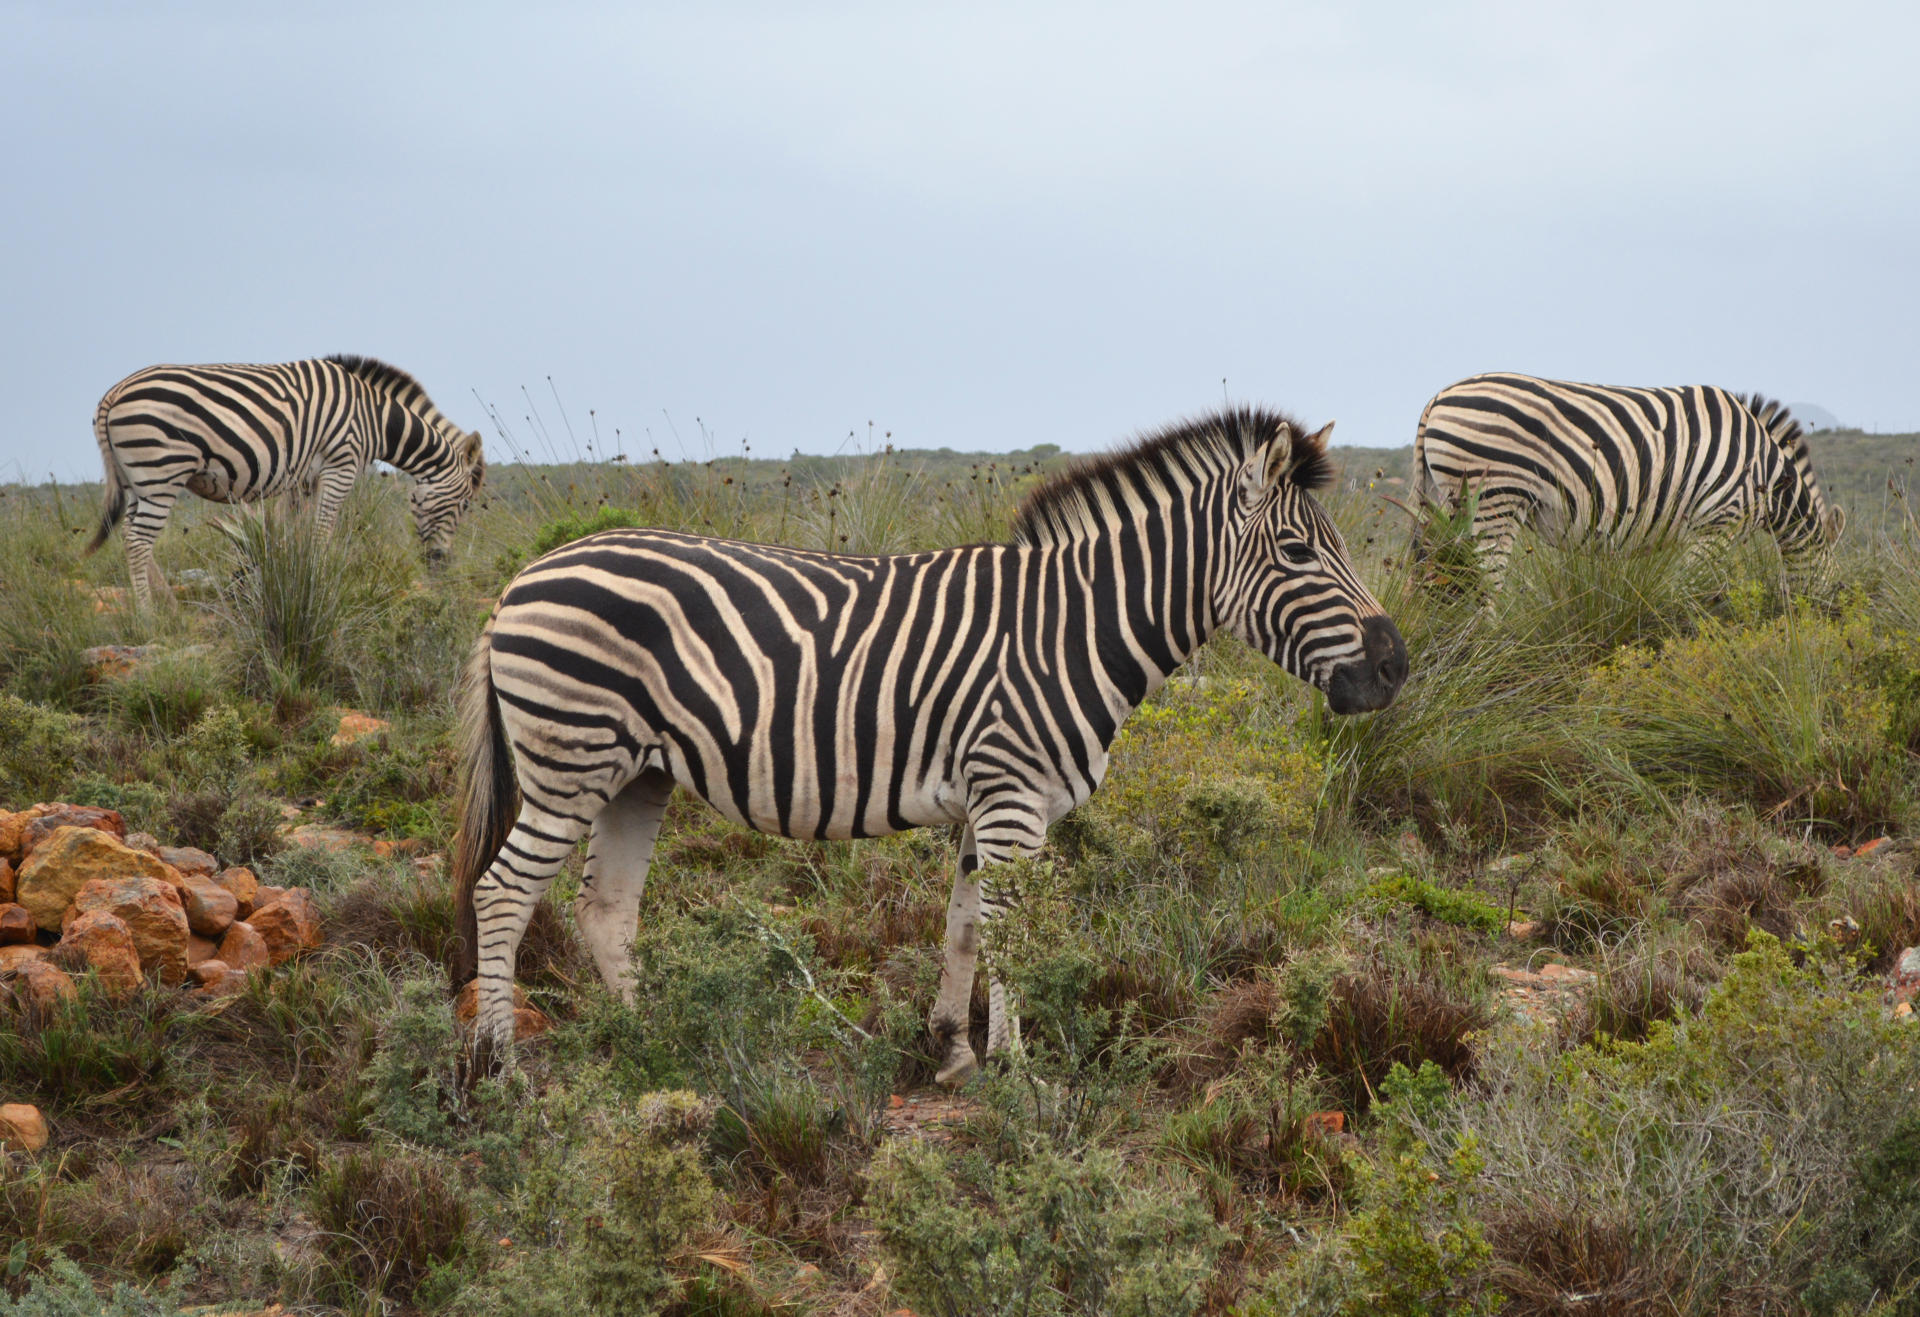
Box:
[1280, 540, 1318, 566]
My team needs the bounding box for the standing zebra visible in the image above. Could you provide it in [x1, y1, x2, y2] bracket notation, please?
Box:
[451, 407, 1408, 1085]
[87, 355, 487, 608]
[1412, 372, 1842, 591]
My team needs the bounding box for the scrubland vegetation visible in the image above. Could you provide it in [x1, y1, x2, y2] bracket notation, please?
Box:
[2, 428, 1918, 1315]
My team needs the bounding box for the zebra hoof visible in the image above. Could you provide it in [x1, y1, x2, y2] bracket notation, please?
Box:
[934, 1044, 980, 1090]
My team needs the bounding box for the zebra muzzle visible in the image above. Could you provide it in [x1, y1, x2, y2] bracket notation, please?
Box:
[1324, 615, 1407, 714]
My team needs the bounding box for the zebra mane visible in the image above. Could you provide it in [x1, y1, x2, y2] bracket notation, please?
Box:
[325, 354, 475, 467]
[325, 353, 432, 402]
[1011, 407, 1331, 548]
[1739, 393, 1808, 454]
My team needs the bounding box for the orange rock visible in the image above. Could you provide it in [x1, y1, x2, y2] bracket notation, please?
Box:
[213, 866, 260, 915]
[157, 846, 220, 877]
[15, 826, 177, 933]
[0, 903, 33, 945]
[0, 944, 47, 972]
[512, 1007, 553, 1040]
[188, 934, 220, 966]
[247, 888, 322, 965]
[453, 978, 531, 1023]
[187, 959, 232, 987]
[192, 964, 250, 997]
[79, 644, 154, 681]
[330, 711, 391, 747]
[174, 873, 239, 937]
[0, 812, 27, 865]
[251, 884, 288, 910]
[1854, 836, 1892, 859]
[216, 920, 272, 973]
[21, 806, 126, 858]
[281, 825, 369, 854]
[371, 838, 425, 859]
[0, 1103, 48, 1152]
[0, 856, 13, 903]
[1, 956, 77, 1012]
[52, 910, 144, 998]
[68, 876, 190, 986]
[1304, 1109, 1346, 1136]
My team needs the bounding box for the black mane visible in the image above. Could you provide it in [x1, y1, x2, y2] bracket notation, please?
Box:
[325, 353, 432, 405]
[1010, 407, 1332, 547]
[1739, 393, 1806, 448]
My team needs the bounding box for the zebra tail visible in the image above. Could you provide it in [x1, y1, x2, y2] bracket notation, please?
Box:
[84, 394, 126, 555]
[450, 612, 517, 989]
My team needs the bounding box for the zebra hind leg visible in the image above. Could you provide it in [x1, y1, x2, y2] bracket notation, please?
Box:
[574, 769, 674, 1003]
[121, 493, 178, 610]
[471, 802, 592, 1058]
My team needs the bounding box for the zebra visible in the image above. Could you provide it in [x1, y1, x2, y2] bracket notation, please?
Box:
[86, 355, 487, 608]
[449, 406, 1407, 1086]
[1411, 372, 1842, 592]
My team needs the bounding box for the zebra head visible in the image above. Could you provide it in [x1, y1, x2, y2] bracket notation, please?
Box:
[411, 429, 487, 561]
[1746, 396, 1843, 555]
[1220, 417, 1407, 714]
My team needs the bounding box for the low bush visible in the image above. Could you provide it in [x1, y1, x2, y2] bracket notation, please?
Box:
[0, 694, 90, 807]
[310, 1149, 470, 1304]
[453, 1085, 719, 1317]
[869, 1134, 1223, 1317]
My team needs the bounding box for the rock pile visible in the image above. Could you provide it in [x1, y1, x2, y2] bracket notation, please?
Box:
[0, 802, 325, 1018]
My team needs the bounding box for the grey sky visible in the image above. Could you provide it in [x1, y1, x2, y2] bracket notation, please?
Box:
[5, 1, 1916, 482]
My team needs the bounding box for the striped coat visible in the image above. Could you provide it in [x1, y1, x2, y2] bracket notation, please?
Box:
[87, 355, 485, 607]
[451, 408, 1408, 1084]
[1413, 372, 1840, 590]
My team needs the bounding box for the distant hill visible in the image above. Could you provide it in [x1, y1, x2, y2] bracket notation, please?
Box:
[1786, 402, 1842, 432]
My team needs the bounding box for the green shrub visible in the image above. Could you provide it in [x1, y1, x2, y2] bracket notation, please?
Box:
[1368, 872, 1512, 934]
[363, 976, 469, 1149]
[103, 649, 224, 739]
[1403, 934, 1920, 1312]
[1068, 673, 1322, 879]
[66, 775, 169, 837]
[309, 1149, 470, 1304]
[454, 1086, 718, 1317]
[0, 694, 90, 807]
[1580, 604, 1915, 835]
[0, 1251, 195, 1317]
[869, 1136, 1223, 1317]
[530, 505, 649, 558]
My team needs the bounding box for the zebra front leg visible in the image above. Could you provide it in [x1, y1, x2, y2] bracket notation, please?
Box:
[574, 769, 673, 1002]
[930, 825, 984, 1089]
[471, 802, 590, 1056]
[310, 461, 359, 535]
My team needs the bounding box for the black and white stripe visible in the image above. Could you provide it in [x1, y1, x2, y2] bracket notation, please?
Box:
[451, 408, 1408, 1083]
[87, 355, 486, 607]
[1413, 372, 1841, 590]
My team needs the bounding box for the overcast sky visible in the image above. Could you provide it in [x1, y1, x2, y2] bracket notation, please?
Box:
[4, 1, 1916, 481]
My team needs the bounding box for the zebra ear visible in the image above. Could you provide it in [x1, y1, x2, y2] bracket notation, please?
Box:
[1240, 421, 1294, 506]
[461, 430, 486, 474]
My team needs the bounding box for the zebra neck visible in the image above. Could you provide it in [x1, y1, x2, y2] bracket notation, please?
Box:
[375, 400, 458, 478]
[1041, 512, 1219, 727]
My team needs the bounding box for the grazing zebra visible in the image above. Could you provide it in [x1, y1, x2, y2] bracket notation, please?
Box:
[87, 355, 487, 608]
[1412, 372, 1842, 591]
[450, 407, 1408, 1085]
